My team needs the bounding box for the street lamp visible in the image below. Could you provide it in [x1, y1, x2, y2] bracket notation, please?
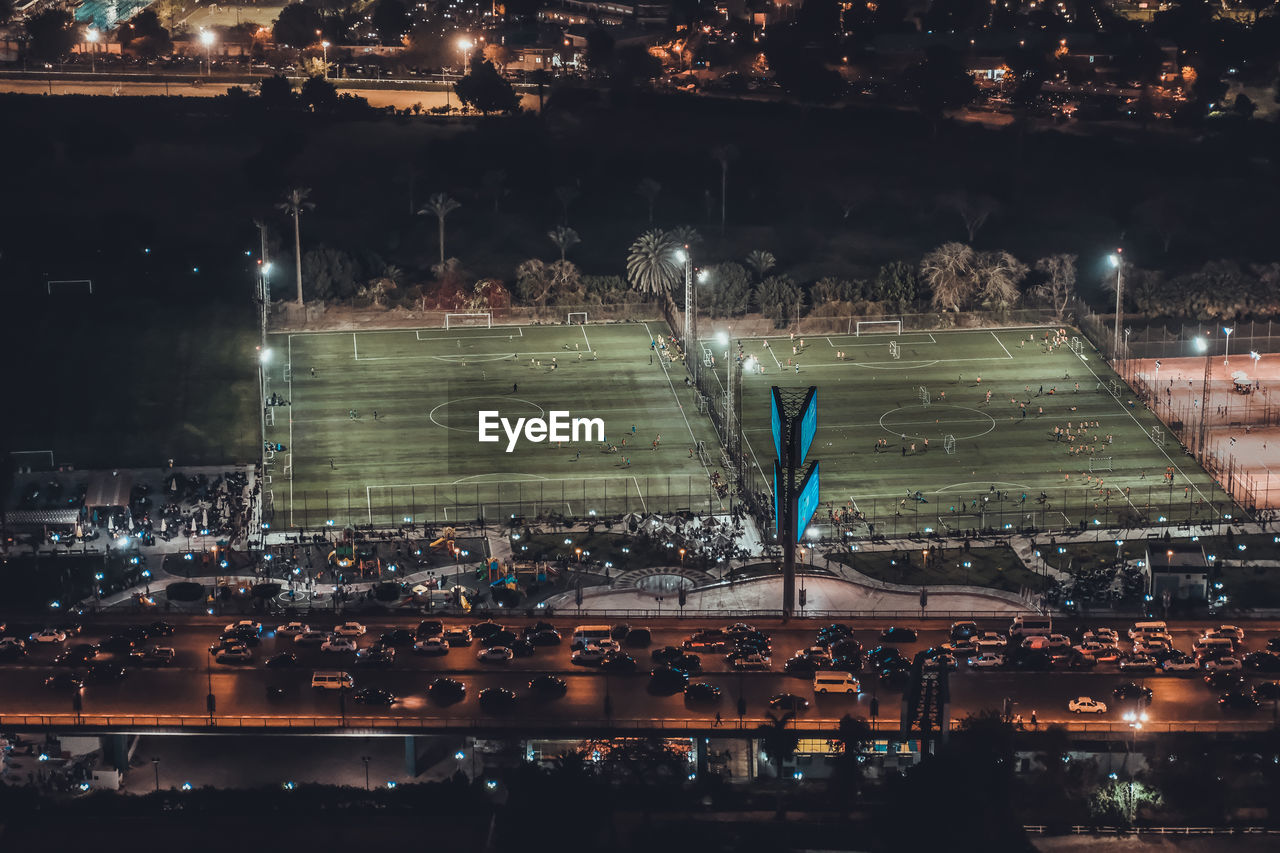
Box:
[199, 30, 215, 77]
[1223, 326, 1234, 366]
[85, 29, 99, 74]
[321, 41, 330, 79]
[1108, 250, 1124, 361]
[458, 37, 473, 73]
[1251, 351, 1261, 379]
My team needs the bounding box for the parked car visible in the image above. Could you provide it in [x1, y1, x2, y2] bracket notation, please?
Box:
[470, 621, 503, 641]
[880, 627, 918, 643]
[1252, 682, 1280, 703]
[1118, 655, 1158, 673]
[223, 620, 262, 637]
[969, 653, 1006, 669]
[476, 646, 514, 663]
[1243, 651, 1280, 672]
[733, 653, 771, 671]
[571, 645, 608, 666]
[1068, 696, 1108, 714]
[354, 647, 396, 667]
[214, 645, 253, 664]
[649, 665, 691, 693]
[1162, 654, 1199, 672]
[625, 627, 652, 647]
[1204, 657, 1242, 672]
[528, 630, 563, 647]
[443, 627, 473, 646]
[416, 620, 444, 639]
[379, 629, 415, 647]
[601, 652, 637, 673]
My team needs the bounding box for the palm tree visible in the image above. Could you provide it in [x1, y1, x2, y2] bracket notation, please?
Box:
[276, 187, 314, 306]
[757, 710, 800, 820]
[555, 184, 579, 226]
[745, 249, 776, 282]
[548, 226, 580, 262]
[419, 193, 461, 267]
[636, 177, 661, 224]
[666, 226, 702, 250]
[711, 144, 738, 235]
[625, 229, 680, 297]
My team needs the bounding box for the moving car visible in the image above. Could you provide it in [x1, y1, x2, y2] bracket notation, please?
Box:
[320, 637, 357, 654]
[1118, 655, 1158, 673]
[427, 677, 465, 704]
[223, 620, 262, 636]
[478, 687, 517, 712]
[1252, 682, 1280, 703]
[44, 673, 85, 690]
[1203, 657, 1242, 672]
[1242, 651, 1280, 672]
[476, 646, 514, 663]
[649, 665, 691, 693]
[276, 622, 310, 636]
[684, 682, 722, 702]
[354, 646, 395, 667]
[353, 687, 396, 706]
[130, 647, 176, 666]
[601, 652, 638, 673]
[379, 629, 415, 647]
[416, 620, 444, 639]
[1219, 691, 1259, 711]
[768, 693, 810, 713]
[86, 664, 128, 682]
[1162, 654, 1199, 672]
[29, 629, 67, 644]
[880, 627, 918, 643]
[1112, 682, 1153, 704]
[571, 645, 609, 666]
[471, 621, 503, 641]
[413, 637, 450, 656]
[294, 631, 329, 646]
[732, 653, 771, 671]
[266, 652, 299, 667]
[214, 645, 253, 663]
[332, 622, 367, 638]
[969, 652, 1006, 669]
[528, 675, 567, 698]
[813, 672, 860, 695]
[443, 627, 473, 646]
[1068, 696, 1108, 714]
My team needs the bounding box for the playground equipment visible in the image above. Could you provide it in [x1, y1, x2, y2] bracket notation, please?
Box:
[428, 526, 459, 557]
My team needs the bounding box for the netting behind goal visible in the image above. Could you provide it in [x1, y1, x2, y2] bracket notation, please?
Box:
[918, 386, 930, 406]
[445, 313, 492, 329]
[853, 320, 902, 336]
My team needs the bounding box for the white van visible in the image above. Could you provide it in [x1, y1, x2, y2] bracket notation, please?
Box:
[1008, 616, 1052, 638]
[311, 671, 354, 690]
[813, 672, 860, 695]
[1128, 621, 1168, 640]
[1193, 637, 1234, 660]
[571, 625, 614, 650]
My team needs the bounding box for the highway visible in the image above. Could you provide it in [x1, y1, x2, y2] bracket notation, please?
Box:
[1, 616, 1277, 732]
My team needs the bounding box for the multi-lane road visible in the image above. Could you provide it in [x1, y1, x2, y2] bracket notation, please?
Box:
[1, 616, 1277, 732]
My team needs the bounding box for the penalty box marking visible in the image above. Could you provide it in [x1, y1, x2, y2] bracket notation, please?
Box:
[365, 475, 650, 520]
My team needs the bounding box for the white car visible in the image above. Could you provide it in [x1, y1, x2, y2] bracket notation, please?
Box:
[29, 629, 67, 644]
[413, 637, 449, 656]
[1084, 628, 1119, 644]
[1204, 657, 1242, 672]
[1046, 634, 1072, 650]
[1069, 696, 1108, 714]
[477, 646, 514, 663]
[214, 645, 253, 663]
[1134, 639, 1173, 656]
[1162, 657, 1199, 672]
[973, 632, 1007, 651]
[1074, 642, 1118, 659]
[571, 646, 608, 665]
[294, 631, 329, 646]
[224, 620, 262, 633]
[1211, 625, 1245, 641]
[732, 653, 771, 670]
[332, 622, 367, 638]
[968, 653, 1006, 669]
[321, 637, 357, 654]
[276, 622, 310, 636]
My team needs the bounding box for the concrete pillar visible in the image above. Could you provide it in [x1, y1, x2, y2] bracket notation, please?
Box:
[101, 734, 129, 771]
[694, 737, 708, 777]
[404, 736, 421, 777]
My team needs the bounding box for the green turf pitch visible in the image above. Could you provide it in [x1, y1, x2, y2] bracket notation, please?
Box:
[264, 322, 722, 528]
[729, 327, 1227, 536]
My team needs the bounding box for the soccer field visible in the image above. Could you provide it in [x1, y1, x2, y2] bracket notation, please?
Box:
[729, 326, 1230, 537]
[263, 321, 722, 529]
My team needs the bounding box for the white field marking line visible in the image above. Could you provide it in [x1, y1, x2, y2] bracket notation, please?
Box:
[288, 333, 295, 529]
[643, 321, 712, 477]
[353, 332, 358, 360]
[368, 475, 655, 491]
[990, 330, 1013, 359]
[356, 349, 578, 364]
[1074, 346, 1215, 504]
[566, 502, 573, 515]
[823, 333, 939, 348]
[580, 325, 592, 352]
[415, 328, 525, 342]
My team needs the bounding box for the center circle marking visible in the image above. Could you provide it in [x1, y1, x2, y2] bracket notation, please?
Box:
[429, 396, 546, 433]
[878, 404, 997, 441]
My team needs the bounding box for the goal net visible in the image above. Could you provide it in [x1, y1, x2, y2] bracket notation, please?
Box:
[889, 341, 900, 360]
[567, 312, 587, 325]
[1088, 457, 1113, 472]
[445, 313, 492, 329]
[943, 434, 956, 455]
[854, 320, 902, 336]
[918, 386, 931, 406]
[1149, 425, 1165, 447]
[46, 279, 93, 296]
[1069, 337, 1085, 358]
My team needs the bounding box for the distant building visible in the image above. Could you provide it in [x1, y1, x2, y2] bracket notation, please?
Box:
[1144, 541, 1209, 602]
[539, 0, 671, 27]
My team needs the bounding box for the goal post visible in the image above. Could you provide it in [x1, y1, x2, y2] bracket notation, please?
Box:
[1088, 457, 1113, 473]
[888, 341, 900, 360]
[566, 312, 588, 325]
[46, 279, 93, 295]
[918, 386, 931, 407]
[943, 435, 956, 455]
[853, 319, 902, 336]
[444, 313, 492, 329]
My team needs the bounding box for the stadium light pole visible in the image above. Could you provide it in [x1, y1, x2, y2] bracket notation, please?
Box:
[1109, 250, 1124, 361]
[1195, 335, 1211, 457]
[200, 30, 215, 77]
[717, 332, 733, 453]
[675, 247, 692, 373]
[321, 41, 330, 79]
[85, 29, 99, 74]
[1223, 326, 1233, 366]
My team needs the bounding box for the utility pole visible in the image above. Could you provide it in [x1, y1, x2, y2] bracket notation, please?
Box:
[1111, 248, 1124, 360]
